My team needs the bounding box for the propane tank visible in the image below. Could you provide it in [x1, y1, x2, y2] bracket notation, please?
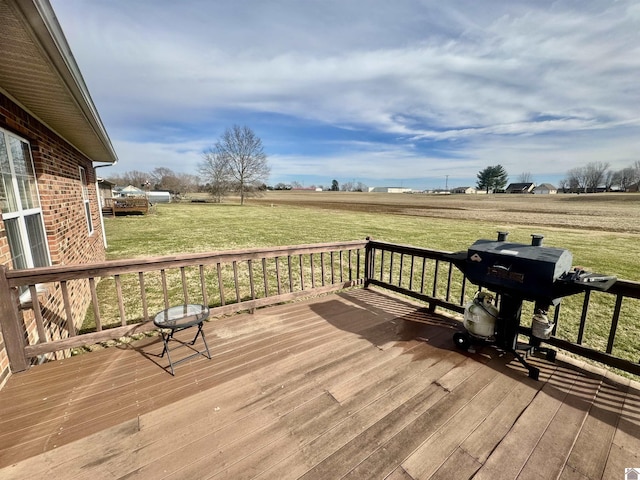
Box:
[463, 292, 498, 339]
[531, 310, 554, 340]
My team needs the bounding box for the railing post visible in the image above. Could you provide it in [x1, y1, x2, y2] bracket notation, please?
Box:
[0, 266, 29, 372]
[364, 238, 372, 288]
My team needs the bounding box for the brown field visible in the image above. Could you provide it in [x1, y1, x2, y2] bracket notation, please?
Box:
[249, 191, 640, 235]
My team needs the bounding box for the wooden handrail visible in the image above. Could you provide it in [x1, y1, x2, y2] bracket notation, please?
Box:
[1, 238, 639, 378]
[1, 240, 368, 371]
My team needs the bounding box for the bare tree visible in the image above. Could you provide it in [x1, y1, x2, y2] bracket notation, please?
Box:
[199, 148, 232, 203]
[340, 181, 354, 192]
[558, 178, 569, 193]
[566, 166, 588, 193]
[178, 173, 200, 194]
[633, 160, 640, 187]
[209, 125, 270, 205]
[150, 167, 197, 194]
[354, 181, 368, 192]
[604, 170, 615, 192]
[518, 172, 533, 183]
[106, 170, 149, 188]
[612, 168, 633, 191]
[584, 161, 610, 192]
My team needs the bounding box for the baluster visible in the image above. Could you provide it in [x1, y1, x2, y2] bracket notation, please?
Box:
[138, 272, 149, 321]
[60, 280, 76, 336]
[275, 256, 282, 295]
[29, 284, 47, 343]
[310, 253, 315, 289]
[577, 290, 591, 344]
[233, 261, 240, 302]
[181, 266, 189, 304]
[199, 265, 208, 307]
[262, 258, 269, 297]
[89, 277, 102, 330]
[114, 274, 127, 326]
[217, 263, 226, 306]
[606, 294, 624, 354]
[160, 269, 169, 309]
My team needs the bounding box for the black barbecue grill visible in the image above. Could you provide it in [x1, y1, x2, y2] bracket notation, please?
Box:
[448, 232, 616, 379]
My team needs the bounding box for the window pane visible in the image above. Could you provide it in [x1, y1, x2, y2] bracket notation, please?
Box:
[0, 133, 18, 212]
[1, 172, 18, 212]
[25, 213, 48, 268]
[80, 167, 89, 199]
[5, 217, 28, 270]
[17, 176, 38, 210]
[9, 135, 39, 210]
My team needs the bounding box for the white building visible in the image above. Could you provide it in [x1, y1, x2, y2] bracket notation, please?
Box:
[532, 183, 558, 194]
[451, 186, 477, 194]
[368, 187, 413, 194]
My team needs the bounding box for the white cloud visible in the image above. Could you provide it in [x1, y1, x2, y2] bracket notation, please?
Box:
[51, 0, 640, 183]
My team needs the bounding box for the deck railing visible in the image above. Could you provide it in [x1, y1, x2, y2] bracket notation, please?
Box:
[1, 239, 639, 377]
[102, 197, 149, 215]
[368, 239, 640, 377]
[1, 240, 367, 372]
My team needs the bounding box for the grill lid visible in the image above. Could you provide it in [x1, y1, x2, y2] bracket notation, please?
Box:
[448, 233, 616, 304]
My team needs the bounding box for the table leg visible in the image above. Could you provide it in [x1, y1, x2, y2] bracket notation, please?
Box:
[158, 323, 210, 375]
[189, 323, 212, 359]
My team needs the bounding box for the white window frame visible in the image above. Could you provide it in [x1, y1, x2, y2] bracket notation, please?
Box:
[0, 127, 51, 270]
[79, 166, 94, 235]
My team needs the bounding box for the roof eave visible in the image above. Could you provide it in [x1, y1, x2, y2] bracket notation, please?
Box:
[5, 0, 118, 165]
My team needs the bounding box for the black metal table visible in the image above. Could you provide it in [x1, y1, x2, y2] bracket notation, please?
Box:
[153, 304, 211, 375]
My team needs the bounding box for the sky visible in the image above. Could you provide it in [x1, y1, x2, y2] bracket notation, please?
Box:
[50, 0, 640, 191]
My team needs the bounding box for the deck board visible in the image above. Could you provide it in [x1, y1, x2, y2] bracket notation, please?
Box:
[1, 287, 639, 479]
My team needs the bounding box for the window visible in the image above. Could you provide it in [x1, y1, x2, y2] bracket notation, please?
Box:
[79, 166, 94, 234]
[0, 128, 50, 270]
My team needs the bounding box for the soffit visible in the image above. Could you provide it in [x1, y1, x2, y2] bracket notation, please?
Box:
[0, 0, 117, 164]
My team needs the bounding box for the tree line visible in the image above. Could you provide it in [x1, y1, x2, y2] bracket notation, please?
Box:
[105, 167, 200, 196]
[475, 161, 640, 194]
[560, 161, 640, 193]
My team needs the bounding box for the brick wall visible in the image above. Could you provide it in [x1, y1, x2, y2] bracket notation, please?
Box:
[0, 92, 108, 388]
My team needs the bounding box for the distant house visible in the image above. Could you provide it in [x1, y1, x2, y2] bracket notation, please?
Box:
[532, 183, 558, 195]
[505, 183, 535, 194]
[0, 0, 118, 386]
[451, 186, 477, 194]
[98, 178, 115, 204]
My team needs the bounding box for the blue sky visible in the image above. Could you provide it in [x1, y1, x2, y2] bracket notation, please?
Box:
[51, 0, 640, 190]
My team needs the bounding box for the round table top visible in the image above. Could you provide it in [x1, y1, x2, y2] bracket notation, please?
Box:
[153, 304, 209, 329]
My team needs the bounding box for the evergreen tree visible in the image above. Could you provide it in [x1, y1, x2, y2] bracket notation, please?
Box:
[476, 165, 508, 193]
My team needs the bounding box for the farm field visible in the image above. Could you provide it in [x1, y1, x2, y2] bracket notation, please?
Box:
[249, 190, 640, 235]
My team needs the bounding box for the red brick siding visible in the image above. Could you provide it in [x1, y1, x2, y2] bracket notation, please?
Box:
[0, 92, 107, 387]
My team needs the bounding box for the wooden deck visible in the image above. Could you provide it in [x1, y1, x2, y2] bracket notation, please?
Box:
[1, 288, 639, 479]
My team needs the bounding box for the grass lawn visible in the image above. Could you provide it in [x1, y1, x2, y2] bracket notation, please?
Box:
[101, 193, 640, 374]
[106, 193, 640, 282]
